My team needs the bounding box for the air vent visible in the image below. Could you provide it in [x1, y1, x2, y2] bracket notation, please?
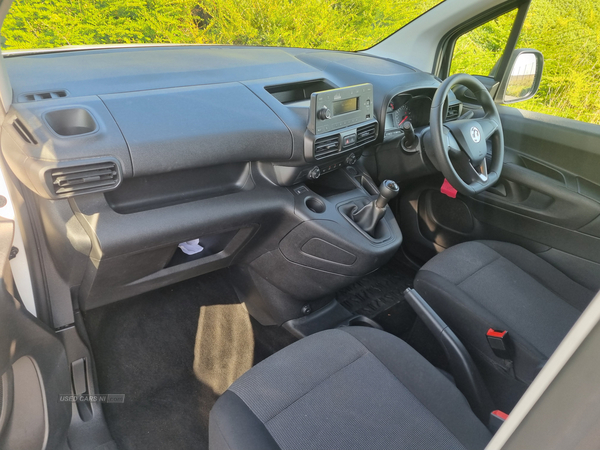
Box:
[314, 135, 340, 159]
[48, 161, 121, 198]
[446, 104, 461, 121]
[12, 119, 38, 144]
[356, 122, 377, 146]
[20, 90, 67, 103]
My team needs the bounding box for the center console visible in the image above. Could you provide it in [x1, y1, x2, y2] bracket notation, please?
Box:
[228, 82, 403, 330]
[266, 82, 379, 185]
[233, 164, 403, 328]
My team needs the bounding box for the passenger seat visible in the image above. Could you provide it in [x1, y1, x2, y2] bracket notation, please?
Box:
[414, 240, 595, 408]
[209, 327, 492, 450]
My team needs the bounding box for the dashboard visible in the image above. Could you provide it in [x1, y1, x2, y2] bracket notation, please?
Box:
[3, 47, 464, 188]
[1, 45, 463, 315]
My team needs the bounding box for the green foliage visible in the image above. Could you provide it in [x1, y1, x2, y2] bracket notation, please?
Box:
[0, 0, 441, 50]
[450, 10, 518, 77]
[1, 0, 201, 46]
[451, 0, 600, 124]
[0, 0, 598, 124]
[515, 0, 600, 124]
[190, 0, 441, 50]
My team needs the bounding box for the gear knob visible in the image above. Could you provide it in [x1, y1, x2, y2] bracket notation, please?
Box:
[376, 180, 400, 208]
[350, 179, 399, 236]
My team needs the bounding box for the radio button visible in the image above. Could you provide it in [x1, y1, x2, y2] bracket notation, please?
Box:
[317, 107, 332, 120]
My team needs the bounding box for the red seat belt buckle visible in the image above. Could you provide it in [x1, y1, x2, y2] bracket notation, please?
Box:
[492, 410, 509, 421]
[486, 328, 512, 360]
[486, 329, 507, 339]
[441, 179, 457, 198]
[489, 410, 509, 433]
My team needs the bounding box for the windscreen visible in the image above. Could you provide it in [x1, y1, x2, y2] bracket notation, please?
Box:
[1, 0, 444, 52]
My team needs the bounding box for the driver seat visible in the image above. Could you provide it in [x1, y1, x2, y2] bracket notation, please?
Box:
[414, 240, 595, 409]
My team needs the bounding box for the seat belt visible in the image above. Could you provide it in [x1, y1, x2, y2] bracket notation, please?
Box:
[486, 328, 513, 360]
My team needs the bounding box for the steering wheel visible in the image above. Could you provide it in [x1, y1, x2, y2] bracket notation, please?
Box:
[429, 74, 504, 196]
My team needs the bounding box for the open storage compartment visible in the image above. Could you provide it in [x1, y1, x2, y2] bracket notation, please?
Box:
[45, 108, 98, 136]
[166, 229, 240, 268]
[79, 226, 258, 310]
[305, 169, 359, 198]
[265, 79, 335, 105]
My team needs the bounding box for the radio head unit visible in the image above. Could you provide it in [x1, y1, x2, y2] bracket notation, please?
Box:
[307, 83, 374, 135]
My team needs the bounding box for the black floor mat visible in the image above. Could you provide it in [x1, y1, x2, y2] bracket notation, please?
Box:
[84, 269, 295, 450]
[337, 251, 417, 319]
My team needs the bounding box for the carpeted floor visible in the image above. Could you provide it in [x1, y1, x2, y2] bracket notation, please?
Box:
[84, 269, 296, 450]
[338, 250, 416, 320]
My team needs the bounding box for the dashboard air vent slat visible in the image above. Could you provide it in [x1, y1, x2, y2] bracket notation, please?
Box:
[446, 104, 461, 121]
[49, 161, 120, 197]
[356, 123, 377, 146]
[12, 119, 38, 145]
[314, 135, 340, 159]
[20, 90, 68, 103]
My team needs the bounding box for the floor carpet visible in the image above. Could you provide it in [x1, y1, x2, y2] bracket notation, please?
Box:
[84, 269, 296, 450]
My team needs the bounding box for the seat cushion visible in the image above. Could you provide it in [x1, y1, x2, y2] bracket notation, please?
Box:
[414, 240, 595, 387]
[209, 327, 492, 450]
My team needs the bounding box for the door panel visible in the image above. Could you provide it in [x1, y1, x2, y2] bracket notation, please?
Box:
[498, 106, 600, 187]
[0, 218, 71, 450]
[475, 163, 600, 229]
[401, 106, 600, 291]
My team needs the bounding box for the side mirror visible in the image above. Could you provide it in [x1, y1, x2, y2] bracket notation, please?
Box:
[497, 49, 544, 104]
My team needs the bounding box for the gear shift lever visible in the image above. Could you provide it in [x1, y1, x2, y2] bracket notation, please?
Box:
[351, 180, 399, 237]
[375, 180, 400, 208]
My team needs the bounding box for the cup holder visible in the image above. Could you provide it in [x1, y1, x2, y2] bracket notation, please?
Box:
[45, 108, 98, 137]
[305, 196, 326, 214]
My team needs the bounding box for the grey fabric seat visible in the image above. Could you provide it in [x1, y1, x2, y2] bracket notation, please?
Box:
[209, 327, 492, 450]
[414, 240, 595, 402]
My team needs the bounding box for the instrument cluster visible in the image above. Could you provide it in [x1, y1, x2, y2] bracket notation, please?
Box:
[385, 93, 433, 130]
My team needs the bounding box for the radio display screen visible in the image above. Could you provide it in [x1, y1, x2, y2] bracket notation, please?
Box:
[333, 97, 359, 116]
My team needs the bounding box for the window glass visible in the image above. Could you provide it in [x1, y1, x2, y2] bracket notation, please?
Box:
[451, 1, 599, 125]
[515, 0, 600, 124]
[450, 10, 517, 77]
[0, 0, 444, 52]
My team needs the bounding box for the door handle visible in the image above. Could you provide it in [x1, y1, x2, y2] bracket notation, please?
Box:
[487, 183, 507, 197]
[474, 164, 600, 229]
